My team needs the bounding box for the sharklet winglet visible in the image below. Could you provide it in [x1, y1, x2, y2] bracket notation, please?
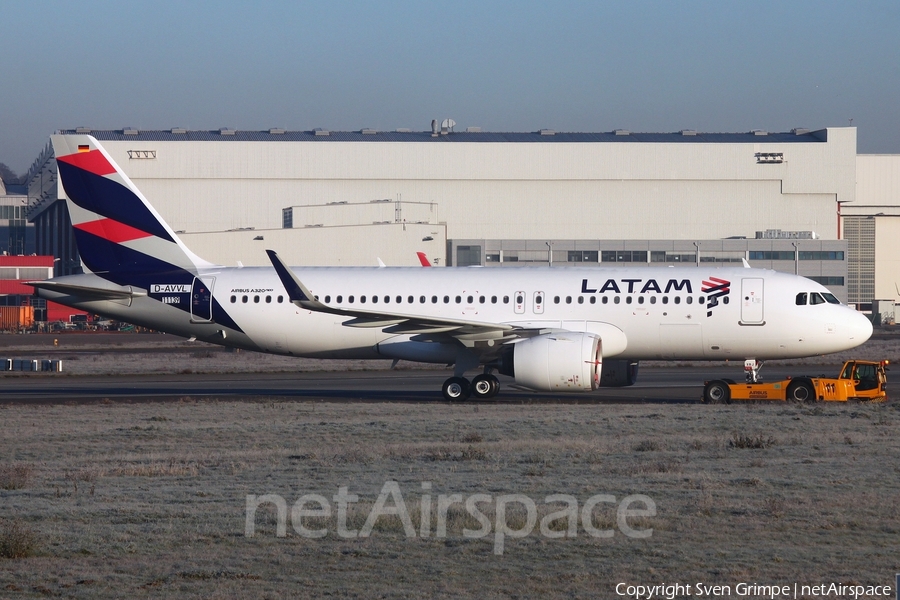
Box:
[266, 249, 324, 310]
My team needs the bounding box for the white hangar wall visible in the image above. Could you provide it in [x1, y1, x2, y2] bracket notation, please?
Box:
[89, 128, 854, 244]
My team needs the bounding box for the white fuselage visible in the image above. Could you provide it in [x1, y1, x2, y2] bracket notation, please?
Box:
[47, 265, 872, 363]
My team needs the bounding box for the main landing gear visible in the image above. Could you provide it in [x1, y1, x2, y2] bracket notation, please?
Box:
[442, 372, 500, 401]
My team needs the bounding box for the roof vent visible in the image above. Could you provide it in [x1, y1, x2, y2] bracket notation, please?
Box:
[680, 129, 697, 136]
[171, 128, 187, 134]
[313, 128, 330, 136]
[220, 128, 236, 136]
[465, 126, 482, 133]
[613, 129, 630, 136]
[361, 128, 377, 135]
[269, 128, 285, 134]
[539, 129, 555, 136]
[123, 127, 139, 135]
[792, 128, 810, 135]
[751, 129, 768, 136]
[75, 127, 92, 134]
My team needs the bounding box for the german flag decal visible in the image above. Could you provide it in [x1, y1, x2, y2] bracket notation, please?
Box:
[77, 145, 90, 152]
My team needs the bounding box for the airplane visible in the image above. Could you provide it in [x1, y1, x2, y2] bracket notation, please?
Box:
[30, 135, 873, 401]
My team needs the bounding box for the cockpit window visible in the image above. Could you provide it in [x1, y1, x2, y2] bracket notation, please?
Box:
[809, 292, 826, 305]
[822, 293, 840, 305]
[795, 293, 807, 306]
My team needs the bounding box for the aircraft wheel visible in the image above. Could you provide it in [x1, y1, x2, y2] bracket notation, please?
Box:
[787, 381, 816, 403]
[471, 374, 500, 399]
[442, 377, 471, 402]
[703, 380, 731, 405]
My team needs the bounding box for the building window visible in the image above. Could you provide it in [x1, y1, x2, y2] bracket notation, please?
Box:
[807, 276, 845, 286]
[456, 245, 482, 267]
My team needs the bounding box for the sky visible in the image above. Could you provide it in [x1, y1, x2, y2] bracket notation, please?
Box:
[1, 1, 899, 176]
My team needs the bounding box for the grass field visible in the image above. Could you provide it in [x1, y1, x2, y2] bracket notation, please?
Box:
[1, 397, 899, 598]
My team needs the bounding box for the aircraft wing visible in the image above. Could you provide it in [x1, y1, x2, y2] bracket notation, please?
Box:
[267, 250, 516, 337]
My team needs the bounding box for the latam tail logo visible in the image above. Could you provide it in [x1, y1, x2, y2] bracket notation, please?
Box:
[702, 277, 731, 317]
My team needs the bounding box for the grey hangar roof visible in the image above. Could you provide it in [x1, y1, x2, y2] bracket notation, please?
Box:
[59, 128, 826, 144]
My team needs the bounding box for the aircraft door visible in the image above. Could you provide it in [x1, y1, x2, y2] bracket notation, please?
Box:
[191, 277, 215, 323]
[740, 278, 764, 324]
[533, 291, 544, 314]
[514, 291, 525, 314]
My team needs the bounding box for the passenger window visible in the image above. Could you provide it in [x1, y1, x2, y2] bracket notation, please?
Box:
[674, 297, 681, 304]
[242, 295, 248, 303]
[384, 296, 390, 303]
[253, 295, 260, 303]
[336, 295, 343, 303]
[405, 295, 412, 303]
[361, 296, 367, 304]
[349, 296, 355, 304]
[444, 296, 450, 304]
[698, 297, 704, 304]
[278, 296, 283, 303]
[662, 297, 668, 305]
[796, 293, 807, 305]
[479, 296, 485, 304]
[429, 296, 435, 303]
[686, 296, 692, 304]
[491, 296, 497, 304]
[371, 296, 378, 304]
[467, 295, 473, 304]
[637, 296, 644, 304]
[230, 295, 236, 303]
[323, 295, 330, 303]
[602, 297, 608, 304]
[516, 294, 524, 304]
[503, 296, 510, 304]
[626, 297, 632, 304]
[565, 296, 572, 304]
[614, 297, 620, 304]
[554, 296, 560, 304]
[266, 296, 272, 303]
[590, 296, 596, 304]
[577, 296, 584, 304]
[455, 296, 461, 304]
[650, 296, 656, 304]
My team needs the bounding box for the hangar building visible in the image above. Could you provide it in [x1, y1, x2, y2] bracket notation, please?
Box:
[25, 125, 890, 307]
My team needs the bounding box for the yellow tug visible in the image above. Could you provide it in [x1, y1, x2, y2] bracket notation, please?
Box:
[703, 360, 889, 404]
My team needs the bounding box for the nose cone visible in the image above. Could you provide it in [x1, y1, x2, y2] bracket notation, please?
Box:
[847, 309, 873, 346]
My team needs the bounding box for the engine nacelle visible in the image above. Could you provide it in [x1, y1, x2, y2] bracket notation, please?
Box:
[498, 332, 601, 392]
[598, 359, 639, 387]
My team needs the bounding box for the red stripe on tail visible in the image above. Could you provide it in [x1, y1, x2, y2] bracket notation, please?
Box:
[74, 218, 154, 244]
[56, 149, 116, 177]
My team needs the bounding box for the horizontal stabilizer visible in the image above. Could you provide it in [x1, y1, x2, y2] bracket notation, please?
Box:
[27, 280, 146, 300]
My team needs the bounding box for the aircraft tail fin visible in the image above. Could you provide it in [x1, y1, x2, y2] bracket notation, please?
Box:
[50, 134, 215, 286]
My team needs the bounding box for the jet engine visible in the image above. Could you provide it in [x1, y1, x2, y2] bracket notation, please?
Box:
[498, 332, 601, 392]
